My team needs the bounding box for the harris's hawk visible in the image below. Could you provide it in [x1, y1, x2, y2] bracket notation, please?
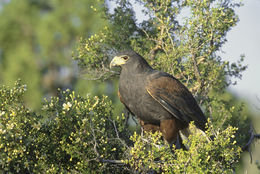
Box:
[110, 50, 207, 146]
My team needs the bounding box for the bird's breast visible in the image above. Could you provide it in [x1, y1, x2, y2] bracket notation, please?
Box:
[119, 73, 172, 124]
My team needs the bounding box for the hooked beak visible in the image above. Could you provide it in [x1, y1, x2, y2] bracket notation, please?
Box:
[110, 56, 125, 69]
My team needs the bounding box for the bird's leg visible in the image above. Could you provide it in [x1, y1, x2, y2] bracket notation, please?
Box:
[160, 119, 179, 147]
[139, 120, 144, 137]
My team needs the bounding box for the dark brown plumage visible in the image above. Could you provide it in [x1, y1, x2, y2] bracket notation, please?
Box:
[110, 50, 207, 146]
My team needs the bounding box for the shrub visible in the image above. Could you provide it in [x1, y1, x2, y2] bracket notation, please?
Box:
[0, 81, 129, 173]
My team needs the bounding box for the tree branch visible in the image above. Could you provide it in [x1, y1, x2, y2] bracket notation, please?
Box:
[99, 159, 125, 165]
[242, 124, 260, 154]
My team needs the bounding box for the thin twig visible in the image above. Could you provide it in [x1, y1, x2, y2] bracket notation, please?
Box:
[242, 123, 260, 163]
[89, 122, 100, 157]
[99, 159, 125, 165]
[191, 53, 202, 83]
[109, 117, 130, 150]
[79, 63, 120, 81]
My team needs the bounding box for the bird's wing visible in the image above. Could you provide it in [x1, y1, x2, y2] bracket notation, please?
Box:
[146, 74, 207, 130]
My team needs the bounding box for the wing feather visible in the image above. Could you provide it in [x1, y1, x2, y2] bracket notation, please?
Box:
[146, 74, 207, 131]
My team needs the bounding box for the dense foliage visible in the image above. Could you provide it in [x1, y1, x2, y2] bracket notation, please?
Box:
[0, 81, 130, 173]
[126, 124, 241, 173]
[0, 81, 242, 173]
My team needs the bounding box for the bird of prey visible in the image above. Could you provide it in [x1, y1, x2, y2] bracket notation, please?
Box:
[110, 50, 207, 147]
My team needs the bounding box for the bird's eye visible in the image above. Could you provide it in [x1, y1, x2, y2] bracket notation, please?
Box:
[122, 56, 129, 60]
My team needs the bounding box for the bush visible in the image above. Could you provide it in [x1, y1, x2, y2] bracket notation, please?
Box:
[126, 123, 241, 173]
[0, 81, 245, 173]
[0, 81, 129, 173]
[0, 81, 40, 173]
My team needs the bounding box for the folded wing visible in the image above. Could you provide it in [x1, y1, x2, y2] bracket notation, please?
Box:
[146, 74, 207, 131]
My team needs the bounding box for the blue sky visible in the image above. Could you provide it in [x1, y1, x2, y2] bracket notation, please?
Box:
[222, 0, 260, 111]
